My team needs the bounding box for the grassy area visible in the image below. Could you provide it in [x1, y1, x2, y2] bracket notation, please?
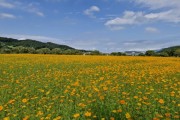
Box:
[0, 54, 179, 120]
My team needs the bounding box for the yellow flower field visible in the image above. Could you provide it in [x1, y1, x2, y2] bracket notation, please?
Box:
[0, 54, 179, 120]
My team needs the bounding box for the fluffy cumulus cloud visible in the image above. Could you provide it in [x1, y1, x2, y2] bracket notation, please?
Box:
[84, 6, 100, 18]
[105, 0, 180, 30]
[105, 11, 145, 27]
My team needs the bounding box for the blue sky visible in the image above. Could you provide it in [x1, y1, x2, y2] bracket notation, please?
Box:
[0, 0, 180, 52]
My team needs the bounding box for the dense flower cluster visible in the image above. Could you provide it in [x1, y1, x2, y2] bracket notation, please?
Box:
[0, 54, 179, 119]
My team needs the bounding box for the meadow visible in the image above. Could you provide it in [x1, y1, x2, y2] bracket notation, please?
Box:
[0, 54, 179, 120]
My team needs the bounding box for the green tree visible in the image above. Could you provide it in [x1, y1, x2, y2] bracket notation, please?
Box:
[159, 52, 169, 57]
[145, 50, 156, 56]
[174, 49, 180, 57]
[12, 46, 28, 53]
[51, 48, 63, 54]
[110, 52, 123, 56]
[0, 42, 5, 48]
[138, 53, 145, 56]
[90, 50, 101, 55]
[63, 49, 82, 55]
[36, 48, 51, 54]
[0, 48, 12, 54]
[27, 47, 36, 54]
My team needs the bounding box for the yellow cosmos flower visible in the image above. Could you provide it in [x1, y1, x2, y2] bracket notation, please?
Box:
[119, 100, 126, 104]
[110, 117, 115, 120]
[112, 110, 117, 113]
[153, 118, 160, 120]
[3, 117, 10, 120]
[53, 116, 62, 120]
[22, 99, 28, 103]
[133, 96, 138, 99]
[117, 109, 122, 113]
[73, 113, 80, 118]
[23, 116, 30, 120]
[0, 105, 3, 111]
[8, 99, 15, 104]
[84, 111, 92, 117]
[158, 99, 164, 104]
[103, 86, 108, 91]
[125, 113, 131, 119]
[37, 111, 43, 116]
[165, 113, 171, 117]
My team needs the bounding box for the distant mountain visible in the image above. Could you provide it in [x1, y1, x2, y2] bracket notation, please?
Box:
[0, 37, 74, 50]
[158, 46, 180, 52]
[157, 45, 180, 56]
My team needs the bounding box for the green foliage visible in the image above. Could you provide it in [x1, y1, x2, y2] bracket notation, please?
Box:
[174, 49, 180, 57]
[138, 53, 145, 56]
[0, 42, 5, 48]
[51, 48, 63, 54]
[0, 55, 179, 119]
[0, 37, 74, 50]
[0, 48, 12, 53]
[27, 47, 36, 54]
[11, 46, 29, 53]
[110, 52, 123, 56]
[0, 37, 86, 55]
[1, 36, 179, 57]
[158, 46, 180, 56]
[145, 50, 156, 56]
[36, 48, 51, 54]
[68, 49, 83, 55]
[159, 52, 169, 57]
[90, 50, 101, 55]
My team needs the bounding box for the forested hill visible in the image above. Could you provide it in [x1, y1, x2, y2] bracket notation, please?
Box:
[0, 37, 74, 50]
[0, 36, 180, 56]
[158, 46, 180, 56]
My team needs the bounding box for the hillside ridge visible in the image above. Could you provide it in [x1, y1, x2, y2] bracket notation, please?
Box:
[0, 37, 74, 50]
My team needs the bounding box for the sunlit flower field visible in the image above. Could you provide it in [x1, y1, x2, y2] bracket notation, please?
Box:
[0, 54, 179, 120]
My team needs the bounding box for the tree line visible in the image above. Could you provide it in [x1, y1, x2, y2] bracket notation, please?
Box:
[0, 45, 83, 55]
[144, 49, 180, 57]
[0, 36, 179, 56]
[0, 45, 180, 57]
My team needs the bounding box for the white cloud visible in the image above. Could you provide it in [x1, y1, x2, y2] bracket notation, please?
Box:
[84, 6, 100, 18]
[108, 26, 124, 31]
[105, 0, 180, 30]
[26, 3, 45, 17]
[145, 27, 159, 33]
[36, 12, 44, 17]
[0, 0, 14, 8]
[103, 38, 180, 52]
[121, 39, 180, 51]
[134, 0, 180, 10]
[105, 10, 180, 29]
[0, 1, 45, 17]
[144, 10, 180, 23]
[0, 13, 16, 19]
[105, 11, 145, 26]
[134, 0, 180, 23]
